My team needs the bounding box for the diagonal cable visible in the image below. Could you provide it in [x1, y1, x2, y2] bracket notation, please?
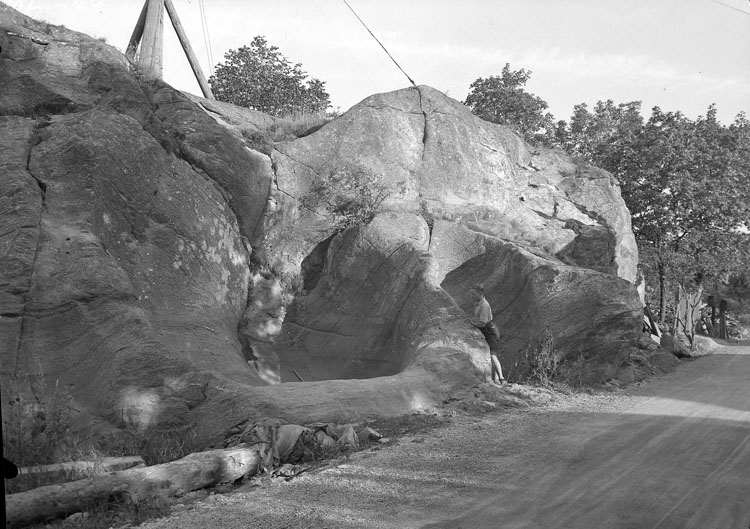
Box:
[342, 0, 417, 87]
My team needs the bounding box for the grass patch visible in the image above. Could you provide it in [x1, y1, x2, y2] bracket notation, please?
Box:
[365, 412, 448, 440]
[1, 374, 201, 527]
[5, 423, 201, 495]
[121, 425, 202, 467]
[21, 495, 172, 529]
[241, 128, 273, 156]
[240, 111, 329, 153]
[2, 373, 75, 471]
[269, 112, 329, 141]
[505, 329, 561, 387]
[240, 111, 331, 155]
[505, 330, 592, 391]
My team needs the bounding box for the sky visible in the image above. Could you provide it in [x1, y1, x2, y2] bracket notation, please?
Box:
[6, 0, 750, 124]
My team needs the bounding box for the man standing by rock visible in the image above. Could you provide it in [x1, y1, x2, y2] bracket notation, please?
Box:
[469, 284, 506, 385]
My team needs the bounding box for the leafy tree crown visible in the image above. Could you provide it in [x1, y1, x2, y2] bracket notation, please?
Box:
[209, 36, 331, 117]
[464, 63, 555, 144]
[558, 99, 750, 323]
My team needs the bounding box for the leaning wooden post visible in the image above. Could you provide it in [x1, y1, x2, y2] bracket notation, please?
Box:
[125, 0, 148, 60]
[139, 0, 165, 80]
[719, 299, 728, 339]
[164, 0, 215, 99]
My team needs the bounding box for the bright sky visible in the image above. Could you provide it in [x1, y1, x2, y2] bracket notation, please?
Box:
[6, 0, 750, 123]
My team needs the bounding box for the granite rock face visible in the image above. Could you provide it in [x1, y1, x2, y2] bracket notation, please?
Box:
[1, 2, 646, 439]
[266, 86, 638, 284]
[0, 5, 264, 431]
[255, 85, 642, 385]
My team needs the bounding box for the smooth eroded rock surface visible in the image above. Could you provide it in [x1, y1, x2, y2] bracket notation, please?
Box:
[1, 1, 648, 441]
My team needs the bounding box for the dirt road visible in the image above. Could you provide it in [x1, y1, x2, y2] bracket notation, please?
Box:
[142, 346, 750, 529]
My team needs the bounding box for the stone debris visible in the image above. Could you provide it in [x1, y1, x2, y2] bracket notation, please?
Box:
[336, 424, 359, 449]
[219, 418, 383, 475]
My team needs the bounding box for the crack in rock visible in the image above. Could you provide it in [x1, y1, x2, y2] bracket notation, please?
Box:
[13, 119, 47, 374]
[366, 103, 423, 115]
[274, 149, 321, 179]
[416, 87, 429, 163]
[6, 31, 50, 46]
[284, 321, 353, 338]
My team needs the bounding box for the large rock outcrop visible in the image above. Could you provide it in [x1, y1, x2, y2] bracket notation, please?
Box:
[0, 2, 647, 440]
[251, 85, 642, 383]
[266, 87, 638, 284]
[0, 6, 266, 432]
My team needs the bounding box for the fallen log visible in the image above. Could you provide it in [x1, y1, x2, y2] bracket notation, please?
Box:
[6, 444, 265, 527]
[18, 456, 145, 476]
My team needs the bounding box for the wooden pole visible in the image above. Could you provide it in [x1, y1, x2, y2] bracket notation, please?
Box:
[719, 299, 728, 339]
[163, 0, 215, 99]
[125, 0, 148, 60]
[139, 0, 165, 80]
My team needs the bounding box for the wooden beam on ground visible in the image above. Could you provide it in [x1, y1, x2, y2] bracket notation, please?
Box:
[164, 0, 215, 99]
[126, 0, 149, 60]
[6, 445, 264, 527]
[139, 0, 165, 80]
[18, 456, 145, 476]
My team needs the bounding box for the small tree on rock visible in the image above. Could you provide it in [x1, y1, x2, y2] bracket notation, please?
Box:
[209, 36, 330, 117]
[464, 63, 555, 145]
[302, 164, 394, 232]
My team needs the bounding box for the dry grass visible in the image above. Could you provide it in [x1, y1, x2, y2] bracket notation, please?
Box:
[269, 112, 329, 141]
[1, 374, 201, 527]
[21, 496, 172, 529]
[2, 373, 75, 472]
[240, 111, 330, 154]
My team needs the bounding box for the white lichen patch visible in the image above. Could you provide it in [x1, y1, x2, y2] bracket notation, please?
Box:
[195, 217, 250, 306]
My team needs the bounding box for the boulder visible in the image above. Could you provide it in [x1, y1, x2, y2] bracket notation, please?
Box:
[241, 84, 642, 388]
[0, 5, 264, 431]
[267, 86, 638, 284]
[0, 1, 646, 441]
[436, 222, 642, 372]
[647, 351, 682, 372]
[660, 333, 694, 359]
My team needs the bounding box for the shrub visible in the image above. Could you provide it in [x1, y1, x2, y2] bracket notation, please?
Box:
[0, 374, 202, 527]
[2, 373, 200, 490]
[126, 425, 201, 466]
[302, 163, 394, 231]
[523, 329, 560, 386]
[2, 373, 74, 469]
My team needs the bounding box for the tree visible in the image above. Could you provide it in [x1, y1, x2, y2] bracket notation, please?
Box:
[556, 101, 750, 331]
[616, 106, 750, 327]
[464, 63, 555, 145]
[564, 100, 643, 170]
[209, 36, 330, 117]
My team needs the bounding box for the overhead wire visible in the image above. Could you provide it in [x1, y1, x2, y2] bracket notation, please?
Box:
[311, 0, 379, 89]
[708, 0, 750, 14]
[198, 0, 215, 75]
[341, 0, 417, 87]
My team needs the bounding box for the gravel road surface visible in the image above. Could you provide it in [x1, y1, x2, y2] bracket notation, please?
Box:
[142, 345, 750, 529]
